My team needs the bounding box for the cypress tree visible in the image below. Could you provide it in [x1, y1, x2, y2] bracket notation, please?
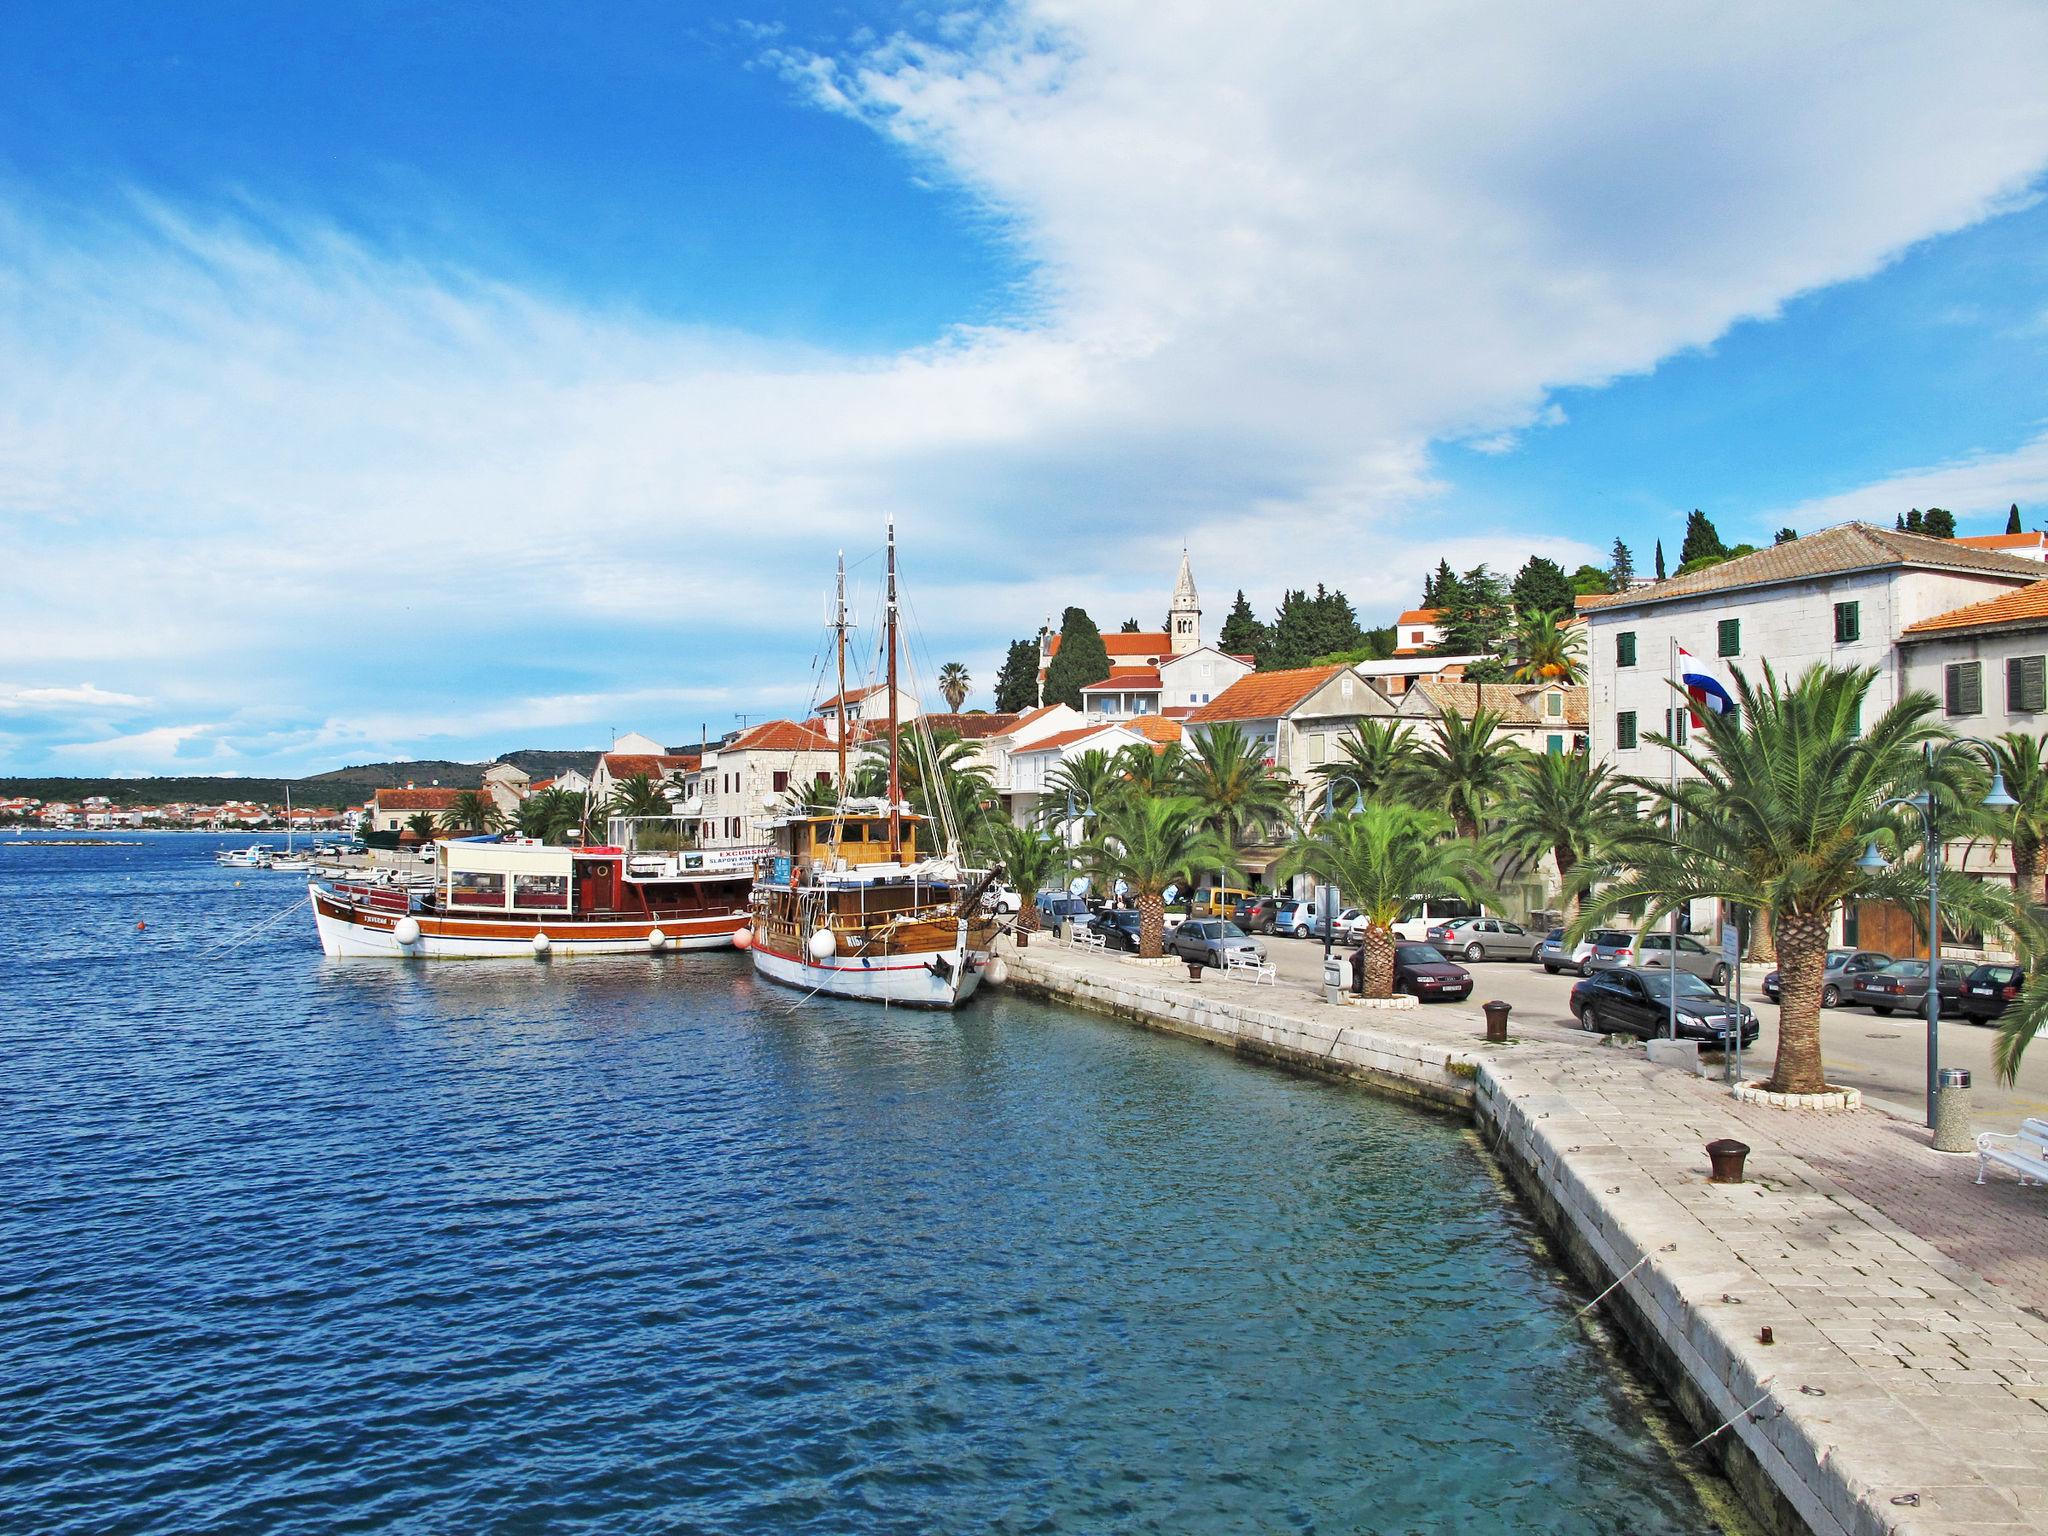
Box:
[1678, 510, 1727, 566]
[992, 638, 1042, 713]
[1608, 538, 1635, 591]
[1653, 540, 1667, 580]
[2009, 503, 2024, 536]
[1217, 589, 1267, 660]
[1042, 608, 1112, 709]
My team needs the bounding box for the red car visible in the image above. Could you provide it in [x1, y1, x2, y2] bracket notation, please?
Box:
[1392, 942, 1473, 1002]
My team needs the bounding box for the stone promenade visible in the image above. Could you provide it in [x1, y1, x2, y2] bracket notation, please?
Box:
[998, 939, 2048, 1536]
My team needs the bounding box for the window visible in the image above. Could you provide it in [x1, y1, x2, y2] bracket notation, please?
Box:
[1307, 733, 1326, 765]
[773, 770, 790, 793]
[1546, 734, 1564, 755]
[1616, 631, 1637, 667]
[1664, 707, 1691, 745]
[1410, 630, 1424, 644]
[2008, 655, 2046, 714]
[1545, 691, 1563, 717]
[1718, 618, 1740, 657]
[1945, 660, 1983, 717]
[1833, 601, 1860, 644]
[450, 871, 506, 908]
[512, 873, 569, 910]
[1617, 710, 1637, 749]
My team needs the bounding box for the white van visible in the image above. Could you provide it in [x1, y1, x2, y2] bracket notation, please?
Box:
[1389, 896, 1485, 943]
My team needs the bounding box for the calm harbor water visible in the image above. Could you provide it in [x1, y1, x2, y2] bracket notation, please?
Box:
[1, 834, 1721, 1533]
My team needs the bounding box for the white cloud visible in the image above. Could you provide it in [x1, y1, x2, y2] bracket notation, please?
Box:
[1772, 428, 2048, 531]
[0, 682, 151, 711]
[6, 3, 2048, 771]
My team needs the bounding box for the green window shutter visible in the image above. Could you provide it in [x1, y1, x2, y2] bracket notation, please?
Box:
[1665, 706, 1690, 744]
[1717, 618, 1740, 657]
[2008, 655, 2046, 713]
[1616, 631, 1637, 667]
[1546, 734, 1564, 756]
[1833, 602, 1860, 643]
[1617, 711, 1637, 749]
[1946, 661, 1983, 716]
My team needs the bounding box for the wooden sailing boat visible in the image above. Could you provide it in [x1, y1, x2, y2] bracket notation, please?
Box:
[745, 521, 1001, 1008]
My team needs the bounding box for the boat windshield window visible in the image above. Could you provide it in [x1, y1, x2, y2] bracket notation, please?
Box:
[450, 871, 506, 908]
[513, 874, 568, 910]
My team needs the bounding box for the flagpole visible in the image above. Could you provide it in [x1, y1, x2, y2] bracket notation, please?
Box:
[1668, 635, 1679, 1041]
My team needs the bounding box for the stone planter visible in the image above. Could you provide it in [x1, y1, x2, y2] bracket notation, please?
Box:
[1733, 1080, 1862, 1112]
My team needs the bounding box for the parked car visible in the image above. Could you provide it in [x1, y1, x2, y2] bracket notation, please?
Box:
[1848, 959, 1974, 1016]
[1569, 967, 1760, 1047]
[1570, 928, 1641, 976]
[1232, 895, 1284, 935]
[1390, 942, 1473, 1001]
[1390, 897, 1485, 943]
[1634, 933, 1731, 988]
[1168, 918, 1267, 969]
[1426, 916, 1542, 962]
[1961, 963, 2028, 1025]
[1086, 909, 1145, 952]
[1761, 948, 1892, 1007]
[981, 882, 1024, 914]
[1278, 900, 1359, 939]
[1035, 892, 1093, 928]
[1187, 886, 1256, 919]
[1535, 928, 1571, 972]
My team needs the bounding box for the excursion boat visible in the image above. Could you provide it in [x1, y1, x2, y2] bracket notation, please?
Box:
[745, 525, 1001, 1009]
[217, 844, 276, 868]
[311, 832, 761, 959]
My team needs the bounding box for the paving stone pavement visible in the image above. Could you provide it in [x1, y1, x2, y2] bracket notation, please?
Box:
[1005, 942, 2048, 1535]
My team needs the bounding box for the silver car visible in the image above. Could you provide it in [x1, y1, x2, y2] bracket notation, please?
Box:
[1167, 918, 1267, 969]
[1634, 932, 1731, 989]
[1428, 916, 1542, 962]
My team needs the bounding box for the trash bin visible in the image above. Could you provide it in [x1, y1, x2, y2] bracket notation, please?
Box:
[1323, 955, 1345, 1005]
[1933, 1066, 1973, 1154]
[1482, 999, 1511, 1043]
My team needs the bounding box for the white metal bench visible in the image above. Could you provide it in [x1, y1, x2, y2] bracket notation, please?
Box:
[1976, 1117, 2048, 1186]
[1225, 951, 1277, 985]
[1067, 924, 1106, 951]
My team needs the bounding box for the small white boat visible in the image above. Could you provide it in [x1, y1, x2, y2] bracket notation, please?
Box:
[217, 844, 276, 868]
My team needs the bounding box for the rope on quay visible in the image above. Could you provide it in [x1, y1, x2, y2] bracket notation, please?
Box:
[194, 893, 310, 959]
[1685, 1377, 1776, 1454]
[1572, 1252, 1652, 1320]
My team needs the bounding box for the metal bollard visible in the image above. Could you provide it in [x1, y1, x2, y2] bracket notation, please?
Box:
[1933, 1066, 1974, 1153]
[1482, 999, 1511, 1043]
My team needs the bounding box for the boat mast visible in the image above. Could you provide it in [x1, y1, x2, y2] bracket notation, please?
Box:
[835, 551, 849, 796]
[886, 517, 901, 858]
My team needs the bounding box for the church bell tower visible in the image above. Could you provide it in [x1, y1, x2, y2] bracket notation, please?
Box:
[1169, 549, 1201, 657]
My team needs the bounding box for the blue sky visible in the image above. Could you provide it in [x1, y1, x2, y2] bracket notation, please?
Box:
[5, 2, 2048, 777]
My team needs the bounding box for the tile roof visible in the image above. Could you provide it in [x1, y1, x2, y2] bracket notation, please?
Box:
[903, 712, 1021, 740]
[1122, 714, 1184, 744]
[816, 683, 889, 710]
[1044, 631, 1170, 661]
[1416, 680, 1588, 727]
[1395, 608, 1443, 626]
[1082, 668, 1162, 690]
[1579, 522, 2046, 610]
[600, 752, 698, 780]
[1014, 723, 1133, 755]
[992, 702, 1070, 737]
[1954, 531, 2048, 556]
[725, 721, 835, 754]
[1899, 577, 2048, 638]
[1186, 665, 1344, 723]
[373, 787, 466, 811]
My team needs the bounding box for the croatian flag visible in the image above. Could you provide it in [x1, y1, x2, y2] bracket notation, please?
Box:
[1677, 646, 1735, 728]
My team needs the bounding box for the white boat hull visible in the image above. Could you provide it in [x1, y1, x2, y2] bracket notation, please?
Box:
[749, 936, 988, 1009]
[311, 886, 748, 959]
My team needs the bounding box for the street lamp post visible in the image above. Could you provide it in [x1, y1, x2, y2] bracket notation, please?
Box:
[1861, 740, 2014, 1126]
[1320, 776, 1365, 1000]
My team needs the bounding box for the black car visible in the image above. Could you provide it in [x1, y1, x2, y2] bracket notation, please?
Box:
[1086, 909, 1145, 952]
[1848, 959, 1973, 1016]
[1568, 967, 1759, 1047]
[1761, 948, 1892, 1007]
[1232, 895, 1283, 935]
[1389, 943, 1473, 1002]
[1961, 963, 2027, 1025]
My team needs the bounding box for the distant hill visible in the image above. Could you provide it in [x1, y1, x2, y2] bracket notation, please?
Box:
[0, 748, 602, 810]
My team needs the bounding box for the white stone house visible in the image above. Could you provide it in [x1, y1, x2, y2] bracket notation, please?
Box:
[681, 720, 839, 847]
[1006, 716, 1183, 824]
[1898, 578, 2048, 741]
[480, 761, 531, 818]
[816, 683, 921, 741]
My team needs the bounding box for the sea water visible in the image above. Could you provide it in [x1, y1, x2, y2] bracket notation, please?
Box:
[0, 834, 1720, 1533]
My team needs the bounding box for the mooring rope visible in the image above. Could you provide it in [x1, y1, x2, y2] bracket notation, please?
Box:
[194, 893, 311, 959]
[1685, 1378, 1776, 1453]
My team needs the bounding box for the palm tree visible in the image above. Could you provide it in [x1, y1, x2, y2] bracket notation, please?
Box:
[1490, 752, 1640, 913]
[856, 728, 998, 845]
[1180, 722, 1292, 847]
[1044, 749, 1125, 820]
[976, 818, 1067, 931]
[1113, 740, 1187, 801]
[1078, 795, 1240, 957]
[1315, 719, 1421, 809]
[1413, 708, 1521, 839]
[404, 810, 438, 843]
[440, 789, 504, 833]
[1988, 732, 2048, 908]
[1279, 803, 1486, 996]
[518, 786, 587, 843]
[606, 773, 668, 820]
[937, 662, 971, 712]
[1510, 610, 1586, 684]
[1578, 663, 2017, 1097]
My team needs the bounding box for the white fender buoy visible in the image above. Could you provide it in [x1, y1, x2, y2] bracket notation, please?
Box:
[394, 916, 422, 947]
[807, 928, 837, 962]
[732, 926, 754, 951]
[984, 955, 1009, 986]
[646, 928, 667, 952]
[532, 932, 551, 957]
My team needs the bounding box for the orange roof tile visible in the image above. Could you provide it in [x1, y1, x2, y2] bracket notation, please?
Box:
[1044, 631, 1169, 661]
[1082, 668, 1162, 690]
[995, 703, 1068, 735]
[373, 787, 466, 811]
[1014, 724, 1134, 755]
[1122, 714, 1184, 744]
[1954, 531, 2047, 554]
[600, 752, 698, 780]
[1186, 666, 1343, 723]
[725, 721, 835, 753]
[1900, 577, 2048, 637]
[1395, 608, 1442, 626]
[915, 712, 1020, 739]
